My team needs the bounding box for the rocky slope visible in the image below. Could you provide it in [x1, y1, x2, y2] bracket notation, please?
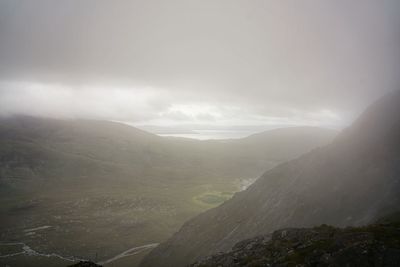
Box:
[191, 221, 400, 267]
[140, 90, 400, 267]
[68, 261, 102, 267]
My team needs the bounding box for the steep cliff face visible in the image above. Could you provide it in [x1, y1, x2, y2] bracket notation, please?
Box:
[140, 91, 400, 267]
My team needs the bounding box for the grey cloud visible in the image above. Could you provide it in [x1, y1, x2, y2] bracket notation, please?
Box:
[0, 0, 399, 129]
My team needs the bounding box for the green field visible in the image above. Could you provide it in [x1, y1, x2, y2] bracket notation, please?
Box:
[193, 191, 235, 207]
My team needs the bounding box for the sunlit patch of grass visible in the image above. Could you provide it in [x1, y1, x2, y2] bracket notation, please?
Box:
[193, 191, 234, 207]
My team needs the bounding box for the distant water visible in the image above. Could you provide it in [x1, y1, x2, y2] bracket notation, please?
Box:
[158, 130, 255, 140]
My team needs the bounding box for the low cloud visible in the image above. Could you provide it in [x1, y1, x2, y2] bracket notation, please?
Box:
[0, 81, 343, 131]
[0, 0, 399, 136]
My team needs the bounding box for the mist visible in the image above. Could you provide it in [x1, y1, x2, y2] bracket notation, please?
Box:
[1, 2, 400, 267]
[1, 0, 399, 138]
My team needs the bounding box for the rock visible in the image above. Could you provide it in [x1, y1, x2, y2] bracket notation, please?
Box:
[190, 222, 400, 267]
[68, 261, 102, 267]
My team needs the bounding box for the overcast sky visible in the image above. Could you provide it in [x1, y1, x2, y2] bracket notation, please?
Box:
[0, 0, 399, 138]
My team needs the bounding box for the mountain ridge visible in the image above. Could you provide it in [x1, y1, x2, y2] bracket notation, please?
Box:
[140, 90, 400, 267]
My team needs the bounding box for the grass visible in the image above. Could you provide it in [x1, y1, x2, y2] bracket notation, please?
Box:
[0, 118, 334, 267]
[193, 191, 235, 207]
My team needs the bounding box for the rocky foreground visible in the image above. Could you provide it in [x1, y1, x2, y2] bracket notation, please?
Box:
[68, 261, 102, 267]
[191, 221, 400, 267]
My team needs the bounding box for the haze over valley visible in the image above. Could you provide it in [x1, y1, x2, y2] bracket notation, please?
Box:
[0, 116, 336, 266]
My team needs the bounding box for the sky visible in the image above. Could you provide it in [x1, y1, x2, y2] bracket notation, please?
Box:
[0, 0, 399, 139]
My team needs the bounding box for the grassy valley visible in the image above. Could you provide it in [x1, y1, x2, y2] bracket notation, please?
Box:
[0, 116, 335, 266]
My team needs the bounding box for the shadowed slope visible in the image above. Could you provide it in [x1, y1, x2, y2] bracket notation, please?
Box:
[141, 91, 400, 267]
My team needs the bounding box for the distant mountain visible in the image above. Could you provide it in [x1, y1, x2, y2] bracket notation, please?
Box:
[140, 91, 400, 267]
[238, 126, 337, 163]
[0, 117, 335, 193]
[0, 116, 334, 266]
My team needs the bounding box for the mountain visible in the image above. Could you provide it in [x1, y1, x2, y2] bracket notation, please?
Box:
[140, 90, 400, 267]
[0, 116, 334, 266]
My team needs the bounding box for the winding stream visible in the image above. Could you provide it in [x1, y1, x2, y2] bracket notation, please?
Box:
[99, 243, 159, 265]
[0, 242, 159, 265]
[0, 242, 87, 262]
